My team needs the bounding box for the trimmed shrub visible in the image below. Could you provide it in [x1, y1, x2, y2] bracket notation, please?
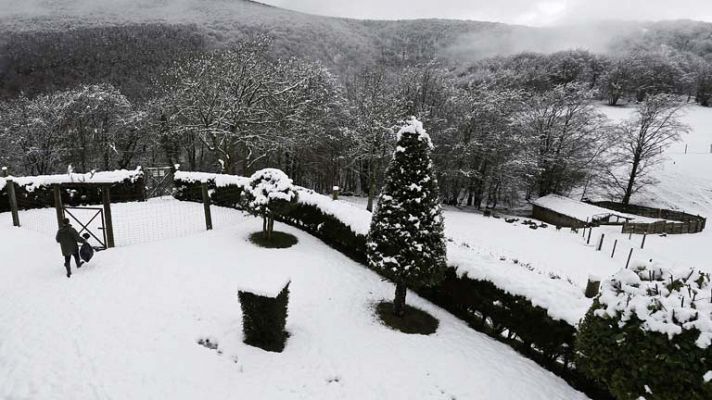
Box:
[576, 266, 712, 400]
[238, 283, 290, 353]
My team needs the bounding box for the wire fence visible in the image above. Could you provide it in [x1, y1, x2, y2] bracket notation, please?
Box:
[12, 186, 246, 247]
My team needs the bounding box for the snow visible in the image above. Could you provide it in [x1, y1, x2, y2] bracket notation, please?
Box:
[582, 104, 712, 274]
[397, 116, 433, 149]
[704, 371, 712, 383]
[174, 171, 250, 189]
[296, 189, 371, 236]
[236, 274, 291, 298]
[173, 170, 219, 184]
[246, 169, 296, 208]
[6, 168, 143, 191]
[532, 194, 661, 223]
[0, 201, 589, 400]
[595, 265, 712, 348]
[447, 241, 592, 325]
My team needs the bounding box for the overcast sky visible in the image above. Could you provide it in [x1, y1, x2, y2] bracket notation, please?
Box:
[260, 0, 712, 26]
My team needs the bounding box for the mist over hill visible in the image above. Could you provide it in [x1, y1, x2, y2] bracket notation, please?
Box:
[3, 0, 711, 99]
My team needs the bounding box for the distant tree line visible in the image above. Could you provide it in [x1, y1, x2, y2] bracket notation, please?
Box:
[0, 20, 701, 207]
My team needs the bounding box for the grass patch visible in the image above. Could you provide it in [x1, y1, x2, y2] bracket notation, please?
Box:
[375, 301, 439, 335]
[248, 231, 298, 249]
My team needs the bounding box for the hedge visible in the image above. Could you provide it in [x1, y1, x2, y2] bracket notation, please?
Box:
[576, 267, 712, 400]
[174, 174, 612, 399]
[0, 176, 145, 212]
[238, 283, 290, 353]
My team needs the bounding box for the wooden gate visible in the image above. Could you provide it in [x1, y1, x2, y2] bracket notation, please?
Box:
[63, 206, 108, 250]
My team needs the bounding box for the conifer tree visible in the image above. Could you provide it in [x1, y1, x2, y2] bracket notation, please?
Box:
[367, 117, 447, 317]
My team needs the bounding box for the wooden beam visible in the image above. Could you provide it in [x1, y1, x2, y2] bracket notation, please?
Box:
[201, 182, 213, 231]
[6, 178, 20, 227]
[102, 186, 115, 248]
[53, 185, 64, 228]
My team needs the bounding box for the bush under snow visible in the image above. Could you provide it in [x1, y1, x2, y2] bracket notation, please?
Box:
[576, 264, 712, 400]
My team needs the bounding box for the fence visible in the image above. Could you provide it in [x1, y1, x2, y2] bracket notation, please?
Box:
[590, 201, 706, 234]
[0, 169, 244, 247]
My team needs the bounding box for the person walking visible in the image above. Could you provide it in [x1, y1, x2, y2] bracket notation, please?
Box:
[55, 218, 87, 278]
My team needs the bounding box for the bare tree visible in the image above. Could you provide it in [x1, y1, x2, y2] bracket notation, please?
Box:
[606, 94, 689, 204]
[344, 68, 405, 211]
[517, 84, 614, 197]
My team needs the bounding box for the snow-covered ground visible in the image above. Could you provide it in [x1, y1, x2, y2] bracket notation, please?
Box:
[0, 204, 589, 400]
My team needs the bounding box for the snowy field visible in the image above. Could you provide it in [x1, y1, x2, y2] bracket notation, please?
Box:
[0, 207, 589, 400]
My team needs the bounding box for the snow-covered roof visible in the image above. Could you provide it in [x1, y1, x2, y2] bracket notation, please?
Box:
[532, 194, 660, 223]
[2, 169, 143, 191]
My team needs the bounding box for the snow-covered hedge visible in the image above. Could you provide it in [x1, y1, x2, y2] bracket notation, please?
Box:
[576, 265, 712, 400]
[0, 169, 145, 212]
[173, 171, 369, 238]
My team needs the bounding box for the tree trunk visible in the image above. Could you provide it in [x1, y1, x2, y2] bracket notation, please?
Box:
[367, 167, 376, 212]
[393, 282, 407, 317]
[622, 154, 641, 205]
[262, 216, 268, 238]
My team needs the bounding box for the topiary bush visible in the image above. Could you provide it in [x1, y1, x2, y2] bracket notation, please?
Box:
[238, 283, 290, 353]
[576, 265, 712, 400]
[244, 169, 297, 241]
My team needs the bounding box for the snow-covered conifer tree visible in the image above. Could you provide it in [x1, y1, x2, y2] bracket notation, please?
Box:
[367, 117, 447, 317]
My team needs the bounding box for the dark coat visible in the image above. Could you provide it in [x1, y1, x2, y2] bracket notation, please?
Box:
[56, 225, 84, 256]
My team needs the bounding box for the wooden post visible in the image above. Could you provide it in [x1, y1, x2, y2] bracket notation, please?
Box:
[201, 182, 213, 231]
[102, 186, 115, 248]
[611, 239, 618, 258]
[587, 227, 593, 245]
[628, 231, 633, 240]
[641, 233, 647, 249]
[585, 276, 601, 298]
[53, 185, 63, 228]
[1, 166, 8, 177]
[597, 233, 605, 251]
[625, 248, 634, 269]
[332, 186, 340, 201]
[685, 144, 688, 154]
[6, 178, 20, 227]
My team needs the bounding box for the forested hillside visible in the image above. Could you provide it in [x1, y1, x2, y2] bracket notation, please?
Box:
[1, 0, 711, 209]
